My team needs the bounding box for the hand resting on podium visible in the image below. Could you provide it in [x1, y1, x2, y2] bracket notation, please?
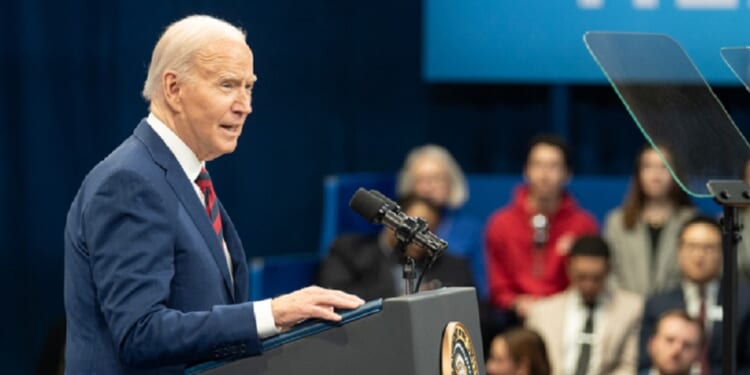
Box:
[271, 286, 365, 331]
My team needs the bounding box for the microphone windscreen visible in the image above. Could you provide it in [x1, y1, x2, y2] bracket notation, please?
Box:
[369, 190, 396, 206]
[349, 188, 385, 223]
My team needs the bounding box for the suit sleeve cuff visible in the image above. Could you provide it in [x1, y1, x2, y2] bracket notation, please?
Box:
[254, 299, 280, 339]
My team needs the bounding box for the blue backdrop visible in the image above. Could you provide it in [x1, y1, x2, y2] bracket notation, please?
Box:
[424, 0, 750, 83]
[3, 0, 750, 373]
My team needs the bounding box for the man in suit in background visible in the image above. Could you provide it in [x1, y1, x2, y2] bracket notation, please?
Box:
[526, 235, 643, 375]
[639, 216, 750, 374]
[640, 310, 704, 375]
[317, 195, 474, 301]
[64, 15, 363, 374]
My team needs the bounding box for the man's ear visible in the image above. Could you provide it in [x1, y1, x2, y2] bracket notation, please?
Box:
[162, 70, 183, 113]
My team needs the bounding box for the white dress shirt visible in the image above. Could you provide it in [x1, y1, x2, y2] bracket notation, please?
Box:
[682, 279, 719, 338]
[681, 279, 719, 375]
[562, 290, 610, 375]
[147, 113, 278, 339]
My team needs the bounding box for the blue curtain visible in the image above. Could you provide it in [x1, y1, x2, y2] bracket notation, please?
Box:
[4, 0, 750, 373]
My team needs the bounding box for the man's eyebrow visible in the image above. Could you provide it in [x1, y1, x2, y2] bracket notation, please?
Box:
[216, 73, 257, 83]
[216, 73, 240, 81]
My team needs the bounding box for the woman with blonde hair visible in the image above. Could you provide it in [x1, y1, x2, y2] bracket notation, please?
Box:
[397, 144, 485, 298]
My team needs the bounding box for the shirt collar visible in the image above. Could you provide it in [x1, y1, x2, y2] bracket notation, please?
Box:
[682, 279, 719, 299]
[146, 112, 204, 182]
[569, 286, 611, 309]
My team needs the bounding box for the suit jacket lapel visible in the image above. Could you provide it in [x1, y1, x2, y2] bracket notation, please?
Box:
[674, 288, 687, 310]
[133, 121, 236, 302]
[599, 295, 614, 367]
[631, 224, 651, 292]
[654, 216, 682, 291]
[549, 292, 569, 370]
[614, 219, 650, 294]
[710, 286, 724, 358]
[219, 200, 248, 302]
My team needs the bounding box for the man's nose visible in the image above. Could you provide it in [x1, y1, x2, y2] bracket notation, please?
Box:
[233, 92, 252, 115]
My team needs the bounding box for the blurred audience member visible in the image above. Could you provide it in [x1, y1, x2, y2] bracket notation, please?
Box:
[641, 310, 704, 375]
[317, 195, 473, 301]
[397, 144, 486, 297]
[526, 235, 642, 375]
[485, 134, 598, 327]
[486, 328, 551, 375]
[604, 145, 695, 297]
[639, 216, 750, 374]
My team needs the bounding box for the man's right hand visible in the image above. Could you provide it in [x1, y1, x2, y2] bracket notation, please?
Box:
[270, 286, 365, 330]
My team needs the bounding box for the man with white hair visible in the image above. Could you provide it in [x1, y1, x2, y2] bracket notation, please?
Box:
[64, 15, 363, 374]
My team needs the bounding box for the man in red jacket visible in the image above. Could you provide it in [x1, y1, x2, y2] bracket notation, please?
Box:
[485, 134, 598, 326]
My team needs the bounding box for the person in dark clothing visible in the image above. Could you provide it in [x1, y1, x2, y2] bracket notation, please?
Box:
[317, 195, 474, 301]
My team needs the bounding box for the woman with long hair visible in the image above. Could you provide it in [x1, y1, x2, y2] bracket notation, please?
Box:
[603, 144, 695, 296]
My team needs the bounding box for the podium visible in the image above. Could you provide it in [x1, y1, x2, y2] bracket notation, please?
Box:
[189, 287, 485, 375]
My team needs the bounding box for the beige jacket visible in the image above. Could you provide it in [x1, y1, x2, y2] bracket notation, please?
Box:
[603, 206, 695, 297]
[526, 288, 643, 375]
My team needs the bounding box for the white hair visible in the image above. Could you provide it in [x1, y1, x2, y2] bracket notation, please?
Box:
[142, 15, 247, 101]
[396, 144, 469, 209]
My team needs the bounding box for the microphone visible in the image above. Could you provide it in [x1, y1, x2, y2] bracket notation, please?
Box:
[531, 213, 549, 248]
[349, 188, 448, 256]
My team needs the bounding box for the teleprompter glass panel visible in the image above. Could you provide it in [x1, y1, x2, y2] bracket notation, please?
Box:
[584, 32, 750, 198]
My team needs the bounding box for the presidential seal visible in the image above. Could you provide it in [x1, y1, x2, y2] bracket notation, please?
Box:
[441, 321, 478, 375]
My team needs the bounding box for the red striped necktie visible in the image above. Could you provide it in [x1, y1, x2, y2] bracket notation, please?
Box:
[195, 167, 224, 244]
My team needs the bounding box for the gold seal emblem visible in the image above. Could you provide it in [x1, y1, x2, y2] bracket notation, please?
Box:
[441, 321, 478, 375]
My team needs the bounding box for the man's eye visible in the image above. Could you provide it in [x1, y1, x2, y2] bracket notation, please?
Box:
[222, 82, 234, 89]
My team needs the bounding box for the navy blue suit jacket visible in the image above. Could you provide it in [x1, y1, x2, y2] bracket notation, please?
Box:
[64, 120, 261, 374]
[638, 283, 750, 375]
